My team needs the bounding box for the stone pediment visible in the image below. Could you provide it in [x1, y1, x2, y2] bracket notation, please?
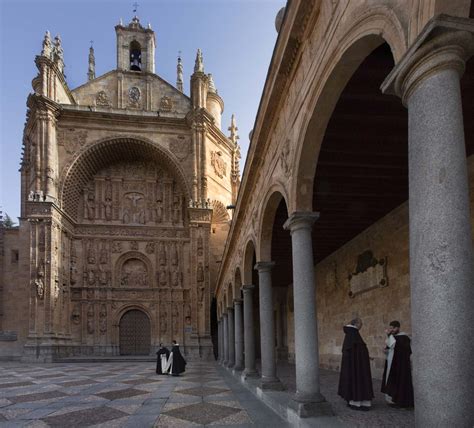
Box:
[71, 70, 191, 114]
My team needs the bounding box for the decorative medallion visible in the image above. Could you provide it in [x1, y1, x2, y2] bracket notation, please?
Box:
[128, 86, 141, 107]
[211, 151, 227, 178]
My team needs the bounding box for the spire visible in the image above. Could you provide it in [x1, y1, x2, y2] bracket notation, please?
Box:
[194, 48, 204, 73]
[177, 53, 183, 92]
[228, 114, 239, 145]
[87, 42, 96, 81]
[208, 73, 216, 93]
[41, 30, 52, 58]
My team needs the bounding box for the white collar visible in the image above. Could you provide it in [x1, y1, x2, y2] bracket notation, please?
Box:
[345, 324, 358, 329]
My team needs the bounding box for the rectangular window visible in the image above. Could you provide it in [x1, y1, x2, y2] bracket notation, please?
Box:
[11, 250, 19, 264]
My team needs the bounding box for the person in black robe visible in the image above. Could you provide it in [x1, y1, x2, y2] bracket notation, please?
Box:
[156, 343, 170, 375]
[168, 340, 186, 376]
[381, 320, 414, 408]
[338, 318, 374, 411]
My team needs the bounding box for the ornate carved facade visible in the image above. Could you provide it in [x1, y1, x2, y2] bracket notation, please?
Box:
[0, 14, 240, 362]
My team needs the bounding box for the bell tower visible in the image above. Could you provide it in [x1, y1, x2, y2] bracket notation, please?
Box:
[115, 16, 155, 73]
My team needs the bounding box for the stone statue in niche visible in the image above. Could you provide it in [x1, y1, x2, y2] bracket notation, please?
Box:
[158, 242, 166, 266]
[185, 304, 191, 325]
[145, 242, 155, 254]
[172, 303, 179, 334]
[35, 260, 45, 300]
[121, 259, 148, 287]
[84, 187, 96, 220]
[87, 241, 96, 264]
[112, 241, 122, 253]
[129, 241, 138, 251]
[171, 266, 181, 288]
[198, 286, 205, 303]
[171, 243, 178, 266]
[99, 241, 108, 264]
[87, 305, 94, 334]
[123, 192, 145, 224]
[103, 182, 113, 221]
[86, 288, 94, 299]
[173, 194, 182, 224]
[70, 260, 78, 286]
[154, 199, 163, 223]
[197, 262, 204, 283]
[160, 308, 167, 334]
[87, 267, 96, 286]
[158, 265, 168, 287]
[71, 305, 81, 325]
[99, 304, 107, 334]
[99, 266, 108, 286]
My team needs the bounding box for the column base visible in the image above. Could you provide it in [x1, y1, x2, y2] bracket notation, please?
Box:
[259, 377, 285, 391]
[242, 369, 259, 380]
[232, 365, 244, 375]
[226, 361, 235, 369]
[288, 397, 333, 418]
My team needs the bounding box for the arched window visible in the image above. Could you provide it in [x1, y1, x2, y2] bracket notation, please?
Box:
[129, 41, 142, 71]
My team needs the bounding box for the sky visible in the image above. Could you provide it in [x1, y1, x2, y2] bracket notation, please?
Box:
[0, 0, 284, 221]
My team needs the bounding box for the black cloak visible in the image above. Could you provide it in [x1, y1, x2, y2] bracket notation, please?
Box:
[156, 346, 170, 375]
[338, 326, 374, 402]
[381, 334, 414, 407]
[170, 344, 187, 375]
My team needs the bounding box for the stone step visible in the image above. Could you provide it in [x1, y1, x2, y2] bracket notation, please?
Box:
[54, 356, 156, 363]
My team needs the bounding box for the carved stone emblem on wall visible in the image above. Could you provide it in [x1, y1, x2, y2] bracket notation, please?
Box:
[57, 129, 88, 155]
[120, 258, 148, 287]
[145, 242, 155, 254]
[129, 241, 139, 251]
[160, 96, 173, 112]
[211, 151, 227, 178]
[112, 241, 122, 253]
[96, 91, 111, 107]
[348, 250, 387, 298]
[279, 142, 292, 177]
[128, 86, 141, 108]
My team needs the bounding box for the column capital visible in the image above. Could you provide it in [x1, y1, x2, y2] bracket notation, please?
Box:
[241, 284, 255, 291]
[283, 211, 320, 232]
[227, 306, 234, 312]
[382, 15, 474, 106]
[233, 298, 243, 305]
[254, 261, 275, 273]
[222, 312, 228, 318]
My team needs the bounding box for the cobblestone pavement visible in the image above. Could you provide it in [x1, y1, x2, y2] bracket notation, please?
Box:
[269, 361, 415, 427]
[0, 361, 289, 427]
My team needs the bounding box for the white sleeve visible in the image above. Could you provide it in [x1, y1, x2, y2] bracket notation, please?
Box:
[385, 334, 396, 349]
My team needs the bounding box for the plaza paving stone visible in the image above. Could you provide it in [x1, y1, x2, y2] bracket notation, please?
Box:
[0, 360, 416, 427]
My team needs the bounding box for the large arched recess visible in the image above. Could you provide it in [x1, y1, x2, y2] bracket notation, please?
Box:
[59, 136, 191, 220]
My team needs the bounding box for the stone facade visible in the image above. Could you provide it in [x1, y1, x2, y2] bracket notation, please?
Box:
[0, 15, 240, 362]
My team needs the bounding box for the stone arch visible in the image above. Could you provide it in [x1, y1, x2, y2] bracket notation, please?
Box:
[114, 251, 153, 288]
[291, 7, 405, 211]
[242, 238, 256, 285]
[58, 136, 191, 220]
[113, 304, 154, 350]
[257, 185, 290, 261]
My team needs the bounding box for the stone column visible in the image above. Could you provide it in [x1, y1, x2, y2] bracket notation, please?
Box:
[254, 262, 283, 390]
[227, 306, 235, 368]
[382, 19, 474, 426]
[222, 312, 229, 366]
[242, 285, 258, 378]
[234, 299, 244, 371]
[284, 213, 331, 416]
[217, 318, 222, 362]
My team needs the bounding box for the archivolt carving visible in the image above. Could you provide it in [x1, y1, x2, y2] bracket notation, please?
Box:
[211, 200, 230, 224]
[58, 136, 191, 220]
[114, 251, 153, 288]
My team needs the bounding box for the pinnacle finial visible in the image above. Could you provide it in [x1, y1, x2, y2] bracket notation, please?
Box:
[177, 52, 184, 92]
[52, 34, 65, 73]
[228, 114, 239, 144]
[88, 42, 96, 81]
[194, 48, 204, 73]
[41, 30, 52, 58]
[208, 74, 217, 93]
